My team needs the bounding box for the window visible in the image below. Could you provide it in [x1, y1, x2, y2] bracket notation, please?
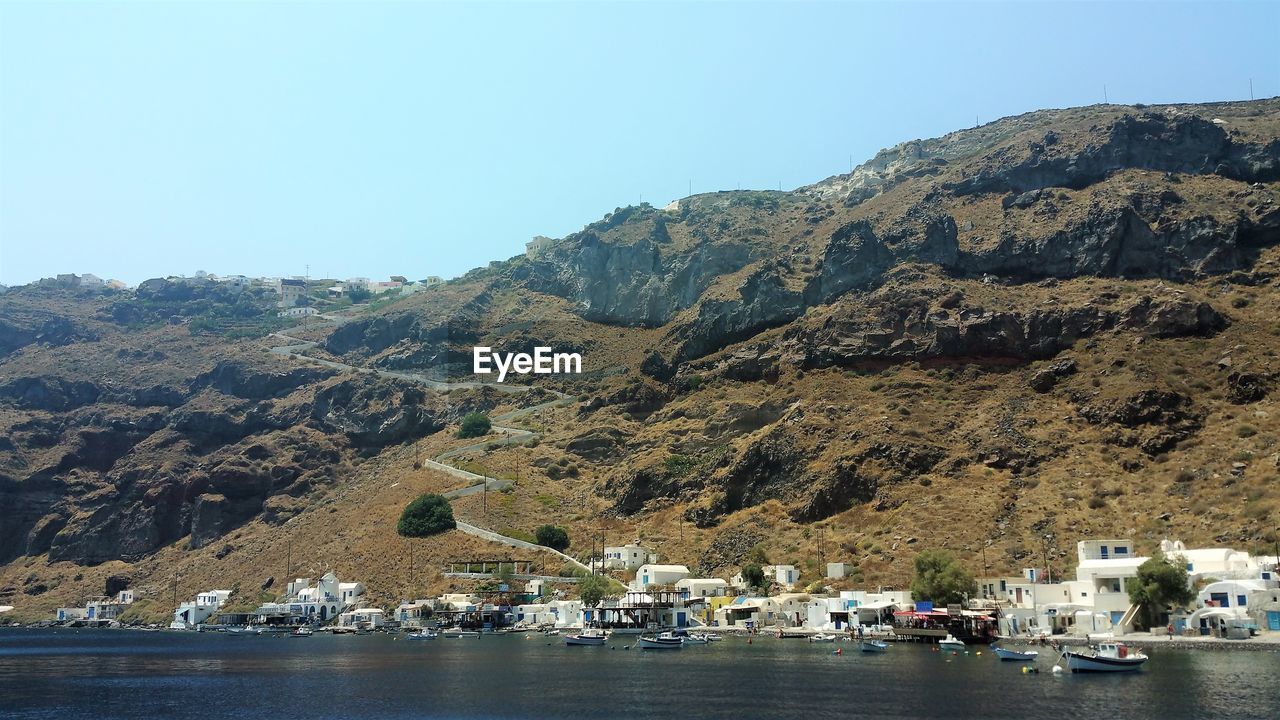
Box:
[1114, 546, 1128, 556]
[1237, 595, 1247, 606]
[1100, 545, 1109, 559]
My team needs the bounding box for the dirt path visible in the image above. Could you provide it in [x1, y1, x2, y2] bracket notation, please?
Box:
[266, 331, 588, 573]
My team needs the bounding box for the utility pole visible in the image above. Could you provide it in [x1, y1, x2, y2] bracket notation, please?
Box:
[286, 540, 292, 580]
[1042, 535, 1052, 584]
[172, 574, 178, 612]
[1103, 85, 1109, 104]
[982, 542, 989, 577]
[1250, 78, 1254, 101]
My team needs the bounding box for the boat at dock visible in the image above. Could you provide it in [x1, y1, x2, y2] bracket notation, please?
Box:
[809, 633, 836, 643]
[991, 645, 1039, 661]
[775, 629, 808, 639]
[860, 640, 889, 653]
[1061, 642, 1148, 673]
[405, 630, 437, 640]
[290, 627, 313, 637]
[637, 632, 684, 650]
[564, 628, 608, 646]
[938, 634, 966, 651]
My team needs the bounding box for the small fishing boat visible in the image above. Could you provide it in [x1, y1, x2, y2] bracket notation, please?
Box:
[991, 644, 1039, 661]
[542, 628, 561, 636]
[564, 628, 608, 646]
[1061, 642, 1148, 673]
[776, 629, 808, 639]
[290, 627, 313, 637]
[679, 633, 709, 645]
[808, 633, 836, 643]
[860, 639, 889, 653]
[938, 634, 966, 651]
[637, 632, 685, 650]
[405, 630, 437, 640]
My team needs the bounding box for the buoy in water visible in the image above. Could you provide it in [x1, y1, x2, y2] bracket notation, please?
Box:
[1051, 665, 1063, 674]
[975, 651, 981, 656]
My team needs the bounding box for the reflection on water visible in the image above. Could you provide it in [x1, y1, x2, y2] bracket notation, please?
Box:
[2, 628, 1279, 719]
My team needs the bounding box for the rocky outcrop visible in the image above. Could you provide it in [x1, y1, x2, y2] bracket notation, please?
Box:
[564, 428, 625, 461]
[192, 360, 334, 400]
[1078, 389, 1202, 456]
[311, 378, 443, 450]
[0, 377, 101, 412]
[0, 315, 94, 358]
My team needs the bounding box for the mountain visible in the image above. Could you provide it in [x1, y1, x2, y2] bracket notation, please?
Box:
[2, 99, 1278, 621]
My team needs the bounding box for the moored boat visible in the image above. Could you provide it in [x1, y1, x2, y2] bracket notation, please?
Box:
[1062, 642, 1147, 673]
[938, 634, 966, 651]
[809, 632, 836, 643]
[860, 639, 889, 653]
[564, 628, 608, 646]
[290, 627, 313, 637]
[637, 632, 684, 649]
[990, 644, 1039, 661]
[405, 630, 437, 640]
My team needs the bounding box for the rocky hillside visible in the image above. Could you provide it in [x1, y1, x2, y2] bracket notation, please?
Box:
[3, 99, 1279, 621]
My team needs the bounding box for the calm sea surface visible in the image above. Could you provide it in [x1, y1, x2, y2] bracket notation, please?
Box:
[2, 628, 1278, 719]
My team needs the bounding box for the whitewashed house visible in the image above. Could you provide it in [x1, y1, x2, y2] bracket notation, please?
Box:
[171, 589, 232, 629]
[675, 578, 728, 599]
[254, 572, 365, 624]
[765, 565, 799, 589]
[604, 543, 657, 571]
[338, 608, 385, 629]
[395, 600, 434, 628]
[631, 564, 690, 591]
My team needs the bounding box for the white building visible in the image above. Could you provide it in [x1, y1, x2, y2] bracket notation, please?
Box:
[826, 563, 851, 579]
[80, 273, 105, 288]
[631, 564, 690, 591]
[254, 572, 364, 624]
[765, 565, 799, 590]
[395, 600, 434, 628]
[603, 543, 657, 571]
[277, 307, 320, 318]
[171, 589, 232, 629]
[675, 578, 728, 599]
[338, 608, 385, 629]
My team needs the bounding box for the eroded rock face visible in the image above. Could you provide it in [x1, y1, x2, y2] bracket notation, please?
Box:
[311, 377, 444, 450]
[192, 360, 335, 400]
[1078, 389, 1202, 456]
[0, 315, 94, 358]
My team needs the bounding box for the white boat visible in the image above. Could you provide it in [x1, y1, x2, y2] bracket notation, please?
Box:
[542, 628, 561, 636]
[860, 639, 889, 653]
[1062, 642, 1148, 673]
[405, 630, 437, 640]
[679, 632, 709, 645]
[808, 633, 836, 643]
[290, 627, 313, 637]
[637, 632, 684, 650]
[564, 628, 608, 646]
[991, 644, 1039, 661]
[938, 634, 966, 651]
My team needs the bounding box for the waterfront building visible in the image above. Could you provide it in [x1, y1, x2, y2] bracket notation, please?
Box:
[171, 589, 232, 629]
[395, 600, 434, 628]
[338, 608, 385, 629]
[630, 564, 690, 591]
[674, 578, 728, 598]
[251, 572, 364, 625]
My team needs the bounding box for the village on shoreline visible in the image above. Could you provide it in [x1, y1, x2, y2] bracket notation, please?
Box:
[11, 535, 1278, 654]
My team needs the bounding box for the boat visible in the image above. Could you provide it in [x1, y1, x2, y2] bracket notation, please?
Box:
[860, 639, 889, 653]
[405, 630, 437, 640]
[775, 629, 808, 639]
[808, 633, 836, 643]
[938, 634, 967, 651]
[542, 628, 561, 636]
[637, 632, 685, 650]
[564, 628, 608, 646]
[290, 627, 314, 637]
[991, 644, 1039, 661]
[1061, 642, 1148, 673]
[679, 633, 709, 645]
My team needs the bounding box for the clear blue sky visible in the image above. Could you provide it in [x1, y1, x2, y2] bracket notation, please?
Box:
[1, 1, 1276, 286]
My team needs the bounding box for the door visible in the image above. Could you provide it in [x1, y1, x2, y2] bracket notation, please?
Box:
[1268, 611, 1280, 631]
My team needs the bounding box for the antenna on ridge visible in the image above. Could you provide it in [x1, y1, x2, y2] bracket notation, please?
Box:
[1103, 84, 1109, 104]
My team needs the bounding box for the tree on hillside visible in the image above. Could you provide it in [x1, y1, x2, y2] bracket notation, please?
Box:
[740, 562, 766, 591]
[457, 412, 491, 439]
[535, 524, 570, 552]
[578, 574, 612, 607]
[396, 494, 455, 537]
[909, 549, 977, 605]
[1128, 552, 1195, 628]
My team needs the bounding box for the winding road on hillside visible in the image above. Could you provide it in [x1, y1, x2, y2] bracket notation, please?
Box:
[267, 330, 588, 573]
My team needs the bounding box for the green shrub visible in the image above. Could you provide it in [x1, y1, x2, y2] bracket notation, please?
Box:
[457, 412, 492, 439]
[396, 494, 455, 537]
[535, 524, 570, 551]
